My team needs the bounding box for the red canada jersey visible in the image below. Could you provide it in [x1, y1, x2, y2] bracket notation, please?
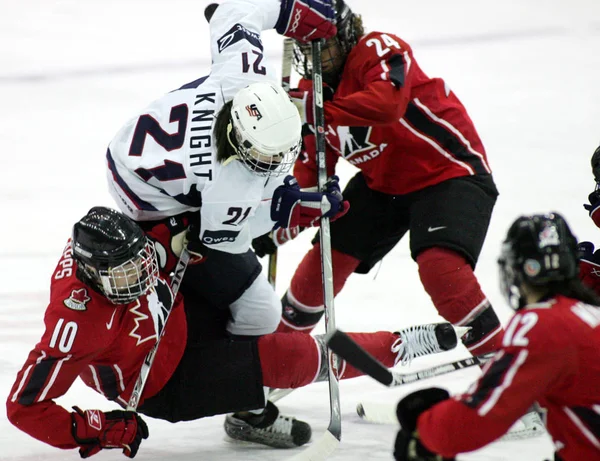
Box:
[294, 31, 491, 194]
[417, 295, 600, 461]
[6, 241, 187, 450]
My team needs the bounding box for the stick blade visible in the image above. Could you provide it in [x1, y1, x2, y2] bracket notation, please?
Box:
[286, 430, 340, 461]
[326, 330, 393, 386]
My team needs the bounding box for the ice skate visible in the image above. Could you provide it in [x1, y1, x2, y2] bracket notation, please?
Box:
[501, 410, 546, 441]
[393, 323, 469, 365]
[224, 401, 312, 448]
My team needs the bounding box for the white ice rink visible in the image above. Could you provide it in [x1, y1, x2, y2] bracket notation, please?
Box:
[2, 0, 600, 459]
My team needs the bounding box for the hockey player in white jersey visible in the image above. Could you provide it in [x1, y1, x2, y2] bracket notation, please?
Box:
[105, 0, 345, 338]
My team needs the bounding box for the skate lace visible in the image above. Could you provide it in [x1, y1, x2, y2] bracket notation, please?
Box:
[391, 324, 442, 366]
[265, 415, 294, 435]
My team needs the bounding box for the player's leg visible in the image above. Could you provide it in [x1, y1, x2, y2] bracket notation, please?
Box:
[278, 172, 408, 333]
[227, 322, 462, 447]
[409, 175, 503, 356]
[227, 274, 281, 336]
[142, 213, 278, 337]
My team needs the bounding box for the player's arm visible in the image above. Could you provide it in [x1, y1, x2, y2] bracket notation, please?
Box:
[6, 308, 147, 457]
[412, 312, 571, 457]
[292, 125, 340, 189]
[209, 0, 336, 101]
[325, 32, 413, 126]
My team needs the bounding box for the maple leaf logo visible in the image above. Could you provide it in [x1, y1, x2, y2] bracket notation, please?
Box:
[64, 288, 91, 311]
[128, 299, 158, 346]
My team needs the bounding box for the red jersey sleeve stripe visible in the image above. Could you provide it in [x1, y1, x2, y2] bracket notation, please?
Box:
[88, 364, 103, 394]
[402, 101, 489, 175]
[413, 98, 491, 173]
[114, 364, 126, 392]
[478, 349, 529, 416]
[16, 356, 60, 405]
[10, 364, 34, 403]
[400, 117, 475, 174]
[97, 365, 120, 400]
[387, 54, 406, 88]
[36, 355, 71, 402]
[564, 406, 600, 450]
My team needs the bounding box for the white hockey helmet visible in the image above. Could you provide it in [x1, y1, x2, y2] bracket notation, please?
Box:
[228, 82, 302, 176]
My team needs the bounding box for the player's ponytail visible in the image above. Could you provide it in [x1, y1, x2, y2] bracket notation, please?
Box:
[544, 279, 600, 307]
[214, 100, 236, 164]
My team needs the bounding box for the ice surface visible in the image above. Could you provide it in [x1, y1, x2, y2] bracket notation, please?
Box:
[2, 0, 599, 459]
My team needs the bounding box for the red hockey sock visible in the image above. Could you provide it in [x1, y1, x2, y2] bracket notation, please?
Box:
[276, 244, 360, 333]
[258, 331, 398, 388]
[417, 247, 503, 355]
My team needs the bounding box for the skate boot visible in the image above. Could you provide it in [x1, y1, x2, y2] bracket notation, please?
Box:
[224, 401, 312, 448]
[502, 409, 546, 440]
[393, 322, 470, 365]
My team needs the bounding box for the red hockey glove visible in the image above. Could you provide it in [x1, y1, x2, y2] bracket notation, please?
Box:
[394, 388, 453, 461]
[578, 241, 600, 296]
[289, 86, 335, 126]
[252, 226, 304, 257]
[144, 215, 205, 274]
[271, 175, 349, 229]
[275, 0, 337, 43]
[71, 407, 149, 459]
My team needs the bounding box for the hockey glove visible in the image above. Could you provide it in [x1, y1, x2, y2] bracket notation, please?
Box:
[591, 144, 600, 184]
[145, 215, 205, 274]
[289, 86, 335, 126]
[271, 175, 349, 229]
[71, 407, 149, 459]
[275, 0, 337, 43]
[252, 226, 304, 257]
[583, 190, 600, 229]
[394, 388, 454, 461]
[577, 241, 600, 297]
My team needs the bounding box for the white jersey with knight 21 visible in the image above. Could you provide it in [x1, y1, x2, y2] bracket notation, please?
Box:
[106, 0, 286, 255]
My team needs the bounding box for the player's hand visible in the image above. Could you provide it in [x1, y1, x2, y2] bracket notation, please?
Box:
[71, 407, 149, 459]
[252, 227, 303, 257]
[394, 388, 453, 461]
[271, 175, 349, 229]
[289, 86, 335, 126]
[584, 189, 600, 229]
[591, 145, 600, 183]
[394, 430, 452, 461]
[275, 0, 337, 42]
[145, 215, 205, 274]
[577, 241, 600, 297]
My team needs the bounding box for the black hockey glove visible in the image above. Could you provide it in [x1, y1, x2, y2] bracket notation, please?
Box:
[252, 227, 304, 258]
[591, 144, 600, 184]
[394, 388, 454, 461]
[252, 233, 277, 258]
[583, 190, 600, 229]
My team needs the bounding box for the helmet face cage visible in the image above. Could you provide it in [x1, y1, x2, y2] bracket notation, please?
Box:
[497, 213, 578, 311]
[228, 122, 301, 177]
[292, 0, 360, 81]
[95, 239, 159, 305]
[498, 242, 526, 311]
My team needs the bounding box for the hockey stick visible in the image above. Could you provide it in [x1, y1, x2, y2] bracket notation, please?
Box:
[127, 247, 191, 411]
[327, 329, 487, 387]
[267, 39, 294, 288]
[287, 39, 341, 461]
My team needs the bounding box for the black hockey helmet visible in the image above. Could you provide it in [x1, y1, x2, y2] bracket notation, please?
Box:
[591, 144, 600, 184]
[498, 212, 578, 310]
[72, 207, 158, 304]
[293, 0, 363, 85]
